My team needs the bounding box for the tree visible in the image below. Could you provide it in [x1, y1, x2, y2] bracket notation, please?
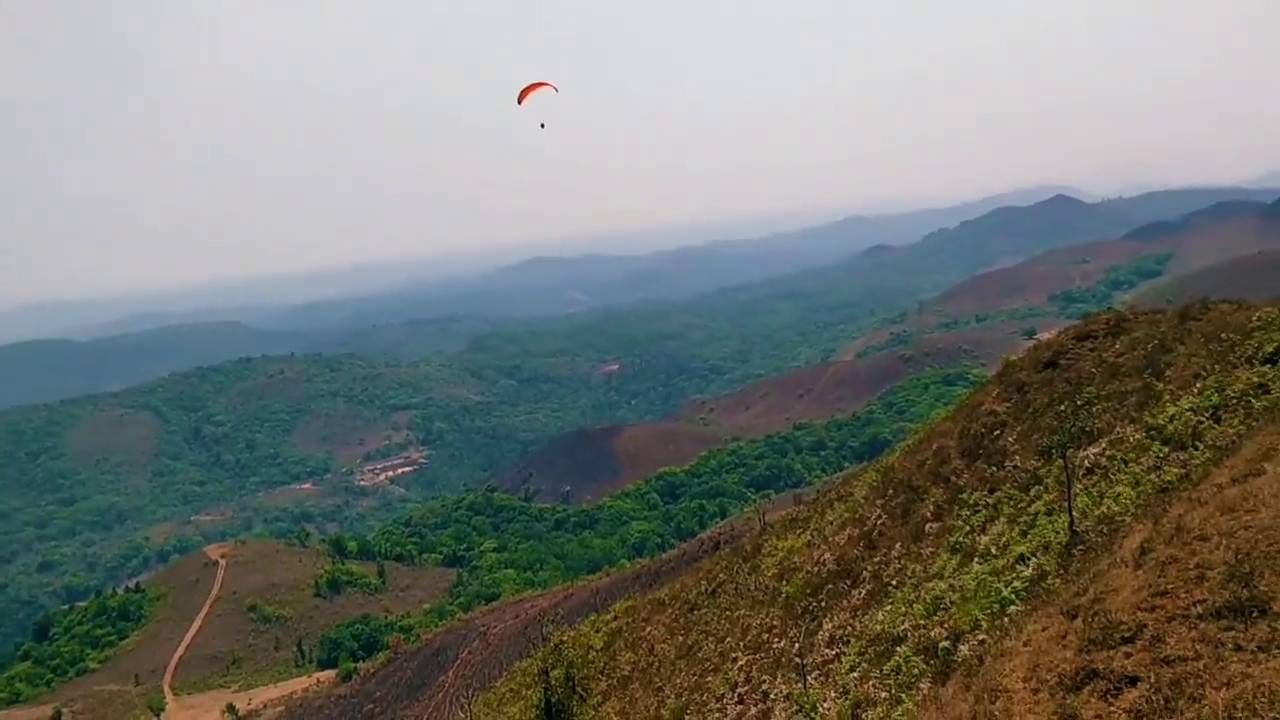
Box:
[536, 636, 586, 720]
[1039, 388, 1101, 542]
[48, 706, 64, 720]
[223, 701, 242, 719]
[326, 533, 351, 561]
[145, 692, 166, 719]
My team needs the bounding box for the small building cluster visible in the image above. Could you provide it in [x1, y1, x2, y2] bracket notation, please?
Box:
[355, 450, 428, 487]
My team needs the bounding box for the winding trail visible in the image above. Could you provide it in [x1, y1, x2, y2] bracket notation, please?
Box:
[163, 543, 229, 712]
[1, 541, 335, 720]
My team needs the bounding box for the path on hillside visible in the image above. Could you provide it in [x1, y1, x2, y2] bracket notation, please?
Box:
[162, 543, 229, 714]
[170, 670, 337, 720]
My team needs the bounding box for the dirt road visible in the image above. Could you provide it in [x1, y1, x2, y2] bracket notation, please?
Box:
[0, 704, 58, 720]
[162, 543, 229, 712]
[0, 542, 338, 720]
[169, 671, 336, 720]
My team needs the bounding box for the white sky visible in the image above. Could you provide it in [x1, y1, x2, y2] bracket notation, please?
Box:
[2, 0, 1278, 307]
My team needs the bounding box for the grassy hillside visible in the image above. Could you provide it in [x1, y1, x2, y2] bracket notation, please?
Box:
[469, 302, 1280, 719]
[923, 425, 1280, 718]
[0, 189, 1263, 654]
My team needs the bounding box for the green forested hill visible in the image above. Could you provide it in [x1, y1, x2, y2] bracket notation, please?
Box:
[0, 188, 1265, 652]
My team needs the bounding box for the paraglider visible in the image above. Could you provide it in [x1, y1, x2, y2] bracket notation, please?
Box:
[517, 81, 558, 129]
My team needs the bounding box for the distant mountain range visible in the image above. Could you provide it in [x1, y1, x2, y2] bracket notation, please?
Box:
[89, 186, 1090, 336]
[2, 185, 1277, 411]
[1248, 169, 1280, 187]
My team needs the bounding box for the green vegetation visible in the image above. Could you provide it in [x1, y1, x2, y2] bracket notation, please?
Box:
[312, 562, 387, 600]
[856, 252, 1174, 358]
[245, 599, 292, 626]
[0, 584, 156, 707]
[312, 367, 982, 661]
[313, 614, 416, 670]
[144, 691, 165, 719]
[474, 303, 1280, 719]
[1049, 251, 1173, 317]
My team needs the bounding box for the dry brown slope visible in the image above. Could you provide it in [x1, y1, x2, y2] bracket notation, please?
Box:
[1132, 249, 1280, 309]
[164, 544, 229, 707]
[921, 424, 1280, 719]
[471, 302, 1280, 719]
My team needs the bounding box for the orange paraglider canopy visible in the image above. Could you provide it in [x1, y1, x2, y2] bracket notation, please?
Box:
[517, 81, 558, 105]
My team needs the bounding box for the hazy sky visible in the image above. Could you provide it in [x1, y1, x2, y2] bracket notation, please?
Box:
[3, 1, 1279, 308]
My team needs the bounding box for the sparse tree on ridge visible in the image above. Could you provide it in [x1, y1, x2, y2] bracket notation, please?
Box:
[1039, 388, 1101, 542]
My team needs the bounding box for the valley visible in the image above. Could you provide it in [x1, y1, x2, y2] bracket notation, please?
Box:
[3, 190, 1280, 720]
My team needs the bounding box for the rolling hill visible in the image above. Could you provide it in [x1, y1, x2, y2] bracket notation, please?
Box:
[497, 194, 1280, 507]
[369, 301, 1280, 720]
[0, 323, 303, 409]
[842, 196, 1280, 361]
[0, 187, 1271, 659]
[0, 316, 511, 410]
